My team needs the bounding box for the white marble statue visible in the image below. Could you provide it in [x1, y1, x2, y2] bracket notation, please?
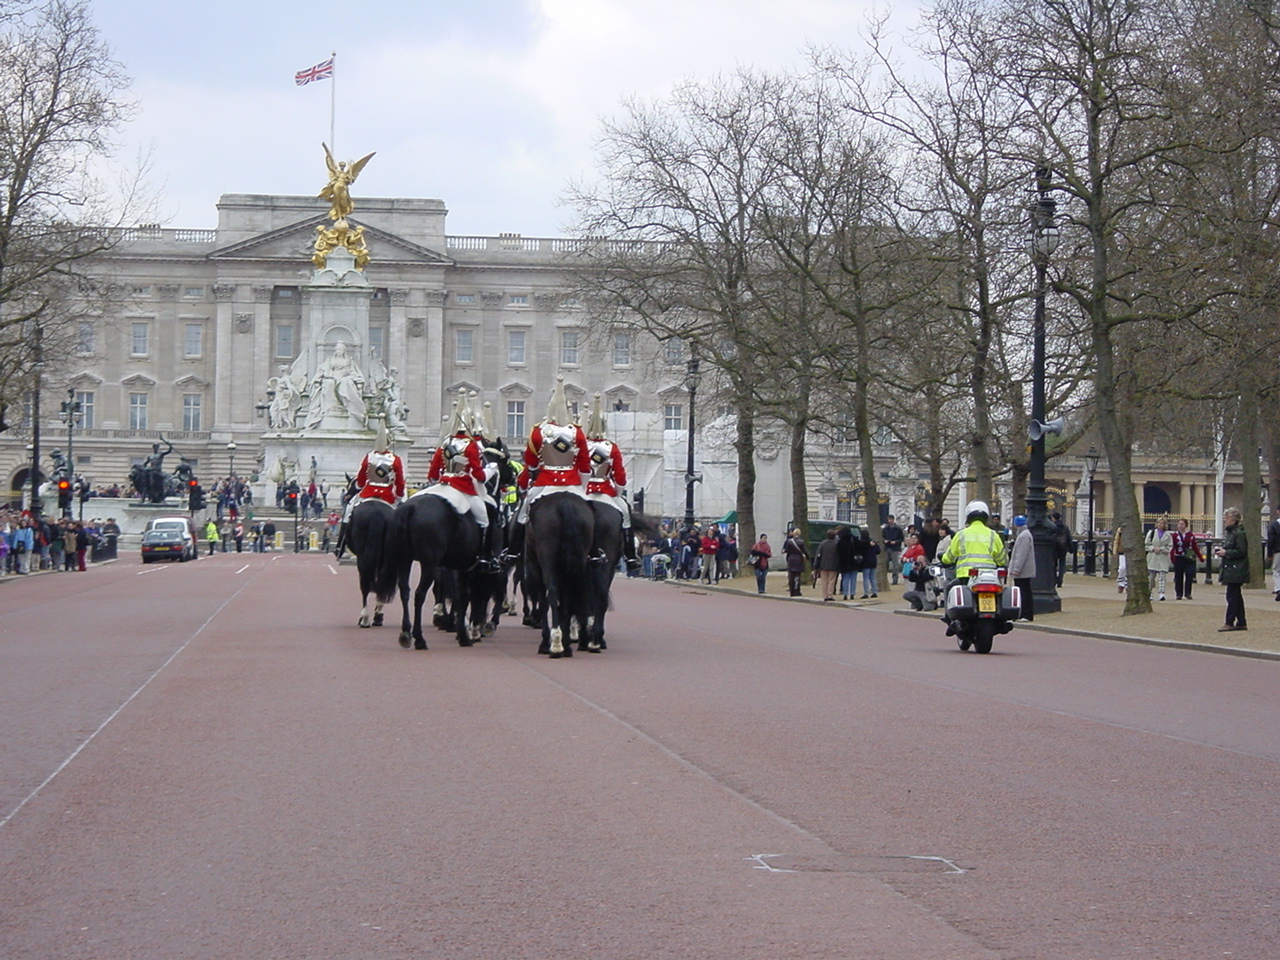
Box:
[268, 364, 305, 429]
[305, 341, 366, 430]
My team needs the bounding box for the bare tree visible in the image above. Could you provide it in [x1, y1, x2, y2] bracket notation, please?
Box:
[0, 0, 145, 430]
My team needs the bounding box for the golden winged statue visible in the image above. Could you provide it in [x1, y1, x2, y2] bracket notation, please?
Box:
[318, 143, 375, 222]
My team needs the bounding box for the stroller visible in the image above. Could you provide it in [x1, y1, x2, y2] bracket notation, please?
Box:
[650, 552, 671, 581]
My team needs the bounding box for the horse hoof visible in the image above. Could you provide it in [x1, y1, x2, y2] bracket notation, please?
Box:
[414, 639, 428, 651]
[458, 638, 473, 647]
[482, 622, 496, 638]
[359, 619, 371, 629]
[372, 614, 384, 627]
[398, 632, 411, 649]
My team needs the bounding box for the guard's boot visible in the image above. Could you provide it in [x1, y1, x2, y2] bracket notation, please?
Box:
[477, 506, 502, 572]
[623, 530, 642, 572]
[333, 523, 348, 559]
[500, 521, 524, 566]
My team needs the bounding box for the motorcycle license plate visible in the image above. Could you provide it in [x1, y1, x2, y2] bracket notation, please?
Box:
[977, 593, 997, 613]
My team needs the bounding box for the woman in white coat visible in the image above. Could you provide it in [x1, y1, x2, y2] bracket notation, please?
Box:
[1145, 516, 1174, 601]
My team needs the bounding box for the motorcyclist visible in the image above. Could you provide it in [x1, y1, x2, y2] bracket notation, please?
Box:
[939, 500, 1008, 635]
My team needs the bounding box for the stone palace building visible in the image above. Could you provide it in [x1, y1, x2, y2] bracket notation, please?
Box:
[0, 191, 1255, 538]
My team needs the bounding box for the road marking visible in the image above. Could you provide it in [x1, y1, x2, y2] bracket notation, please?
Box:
[0, 576, 256, 831]
[327, 564, 338, 575]
[746, 854, 797, 873]
[236, 564, 250, 574]
[906, 855, 967, 874]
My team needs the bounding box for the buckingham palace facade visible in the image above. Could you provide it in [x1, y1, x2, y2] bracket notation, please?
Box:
[1, 193, 699, 510]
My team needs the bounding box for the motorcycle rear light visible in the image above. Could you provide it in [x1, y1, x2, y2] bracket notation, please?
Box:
[972, 583, 1003, 593]
[997, 568, 1007, 578]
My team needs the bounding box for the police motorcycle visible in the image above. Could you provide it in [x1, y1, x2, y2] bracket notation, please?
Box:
[939, 500, 1022, 654]
[943, 565, 1021, 654]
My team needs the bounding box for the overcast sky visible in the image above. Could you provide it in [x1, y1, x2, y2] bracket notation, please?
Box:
[93, 0, 921, 238]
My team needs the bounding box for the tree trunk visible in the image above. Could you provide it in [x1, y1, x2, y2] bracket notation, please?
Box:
[734, 402, 757, 548]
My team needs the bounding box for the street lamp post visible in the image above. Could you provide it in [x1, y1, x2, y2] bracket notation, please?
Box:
[227, 440, 237, 478]
[1084, 446, 1100, 575]
[27, 325, 44, 517]
[1027, 166, 1061, 613]
[683, 349, 702, 530]
[58, 388, 82, 520]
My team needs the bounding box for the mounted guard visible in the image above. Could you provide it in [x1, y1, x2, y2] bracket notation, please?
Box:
[425, 390, 499, 570]
[584, 394, 641, 572]
[504, 375, 590, 562]
[335, 418, 404, 559]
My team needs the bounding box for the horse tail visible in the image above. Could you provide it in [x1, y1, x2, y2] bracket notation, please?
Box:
[374, 499, 409, 602]
[557, 497, 591, 616]
[630, 510, 662, 540]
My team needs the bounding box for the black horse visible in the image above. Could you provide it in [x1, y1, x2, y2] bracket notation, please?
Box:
[346, 496, 401, 628]
[388, 492, 488, 650]
[582, 504, 658, 652]
[524, 492, 596, 658]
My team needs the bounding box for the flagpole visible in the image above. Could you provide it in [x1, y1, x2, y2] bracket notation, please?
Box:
[329, 51, 337, 156]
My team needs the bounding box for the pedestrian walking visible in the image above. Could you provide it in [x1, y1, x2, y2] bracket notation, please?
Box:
[815, 529, 840, 602]
[749, 533, 772, 594]
[1171, 518, 1204, 600]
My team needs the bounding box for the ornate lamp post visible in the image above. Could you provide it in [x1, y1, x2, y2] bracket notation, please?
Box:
[58, 388, 83, 520]
[683, 348, 702, 530]
[227, 441, 237, 478]
[1027, 167, 1061, 612]
[1084, 446, 1100, 575]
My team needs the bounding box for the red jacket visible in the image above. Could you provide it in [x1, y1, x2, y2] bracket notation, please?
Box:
[586, 439, 627, 497]
[428, 435, 485, 497]
[523, 422, 589, 488]
[356, 450, 405, 503]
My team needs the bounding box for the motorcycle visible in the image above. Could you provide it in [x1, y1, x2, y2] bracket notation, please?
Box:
[942, 565, 1021, 654]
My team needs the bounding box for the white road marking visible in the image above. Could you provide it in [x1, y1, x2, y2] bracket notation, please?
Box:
[235, 564, 250, 574]
[0, 576, 257, 830]
[746, 854, 797, 873]
[907, 855, 967, 874]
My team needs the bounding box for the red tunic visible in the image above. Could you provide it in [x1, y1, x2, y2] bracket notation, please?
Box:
[523, 422, 589, 488]
[428, 435, 485, 497]
[585, 439, 627, 497]
[355, 450, 405, 503]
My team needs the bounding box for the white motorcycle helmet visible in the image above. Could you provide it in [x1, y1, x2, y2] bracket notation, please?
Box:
[964, 500, 990, 522]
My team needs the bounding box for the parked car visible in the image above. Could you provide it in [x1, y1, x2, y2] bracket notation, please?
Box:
[142, 516, 198, 563]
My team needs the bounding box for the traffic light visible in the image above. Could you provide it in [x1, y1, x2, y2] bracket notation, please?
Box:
[284, 486, 298, 514]
[77, 478, 90, 503]
[57, 478, 72, 511]
[188, 480, 205, 511]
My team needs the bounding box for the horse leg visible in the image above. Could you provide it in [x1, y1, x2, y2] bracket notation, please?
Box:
[358, 590, 372, 628]
[372, 601, 384, 627]
[397, 564, 414, 648]
[412, 570, 433, 650]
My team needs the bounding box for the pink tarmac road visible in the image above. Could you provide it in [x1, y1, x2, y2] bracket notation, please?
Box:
[1, 552, 1277, 959]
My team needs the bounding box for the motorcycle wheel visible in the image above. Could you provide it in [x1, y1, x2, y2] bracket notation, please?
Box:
[973, 620, 995, 654]
[956, 633, 971, 651]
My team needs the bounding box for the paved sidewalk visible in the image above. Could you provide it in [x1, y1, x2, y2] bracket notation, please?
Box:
[659, 567, 1280, 659]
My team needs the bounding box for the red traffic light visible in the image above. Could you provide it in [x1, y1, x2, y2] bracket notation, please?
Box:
[57, 479, 70, 490]
[189, 479, 198, 488]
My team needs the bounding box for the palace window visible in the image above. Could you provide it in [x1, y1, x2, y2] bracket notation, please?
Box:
[508, 329, 526, 365]
[128, 392, 148, 430]
[664, 403, 684, 431]
[613, 332, 632, 367]
[76, 321, 94, 355]
[130, 321, 149, 357]
[455, 328, 474, 364]
[77, 391, 94, 430]
[274, 324, 295, 359]
[506, 399, 525, 438]
[183, 322, 203, 358]
[560, 330, 579, 366]
[182, 394, 202, 431]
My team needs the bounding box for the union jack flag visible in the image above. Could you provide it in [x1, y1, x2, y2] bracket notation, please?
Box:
[295, 57, 334, 86]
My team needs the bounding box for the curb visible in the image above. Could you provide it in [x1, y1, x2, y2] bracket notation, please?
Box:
[659, 577, 1280, 662]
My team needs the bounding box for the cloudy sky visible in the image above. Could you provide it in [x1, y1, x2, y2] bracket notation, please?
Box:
[93, 0, 921, 238]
